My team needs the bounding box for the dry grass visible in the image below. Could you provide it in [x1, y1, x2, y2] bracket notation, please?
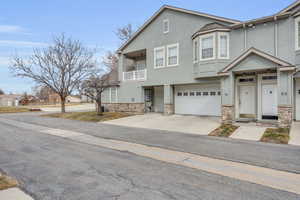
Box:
[43, 112, 133, 122]
[260, 128, 290, 144]
[0, 107, 30, 114]
[31, 103, 83, 108]
[0, 174, 18, 190]
[209, 124, 239, 137]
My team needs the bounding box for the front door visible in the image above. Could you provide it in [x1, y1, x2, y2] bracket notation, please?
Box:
[239, 85, 256, 118]
[262, 84, 278, 119]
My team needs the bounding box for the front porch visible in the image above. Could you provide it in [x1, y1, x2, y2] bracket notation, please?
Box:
[219, 48, 295, 127]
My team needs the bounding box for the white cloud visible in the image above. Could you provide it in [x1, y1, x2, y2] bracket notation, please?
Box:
[0, 25, 26, 33]
[0, 40, 47, 48]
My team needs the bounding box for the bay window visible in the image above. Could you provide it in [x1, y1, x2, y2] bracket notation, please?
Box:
[218, 32, 229, 59]
[193, 40, 198, 62]
[200, 33, 215, 60]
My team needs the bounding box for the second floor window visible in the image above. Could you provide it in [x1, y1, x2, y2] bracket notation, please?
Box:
[167, 43, 179, 66]
[154, 47, 165, 68]
[193, 40, 198, 62]
[200, 34, 215, 60]
[218, 33, 229, 59]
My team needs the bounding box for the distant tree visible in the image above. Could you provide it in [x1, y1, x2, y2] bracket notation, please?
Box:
[79, 69, 112, 116]
[33, 85, 52, 102]
[115, 23, 134, 43]
[10, 34, 96, 113]
[0, 89, 4, 95]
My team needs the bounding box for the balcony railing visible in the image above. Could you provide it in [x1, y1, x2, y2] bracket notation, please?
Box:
[123, 69, 147, 81]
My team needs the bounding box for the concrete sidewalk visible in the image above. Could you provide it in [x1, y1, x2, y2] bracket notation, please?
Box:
[1, 118, 300, 195]
[290, 122, 300, 146]
[0, 188, 33, 200]
[230, 124, 267, 141]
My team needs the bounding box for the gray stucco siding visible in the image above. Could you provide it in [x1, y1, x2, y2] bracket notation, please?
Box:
[232, 55, 279, 72]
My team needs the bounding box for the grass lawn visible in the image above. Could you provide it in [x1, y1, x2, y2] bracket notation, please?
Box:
[260, 128, 290, 144]
[209, 124, 239, 137]
[0, 107, 30, 114]
[43, 112, 133, 122]
[0, 174, 18, 190]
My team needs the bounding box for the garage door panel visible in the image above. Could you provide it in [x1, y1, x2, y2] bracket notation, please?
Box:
[175, 84, 221, 116]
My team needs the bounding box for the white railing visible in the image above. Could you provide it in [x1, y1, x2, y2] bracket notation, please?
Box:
[123, 69, 147, 81]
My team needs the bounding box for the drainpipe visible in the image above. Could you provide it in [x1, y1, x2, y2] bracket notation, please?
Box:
[274, 16, 278, 57]
[243, 24, 247, 50]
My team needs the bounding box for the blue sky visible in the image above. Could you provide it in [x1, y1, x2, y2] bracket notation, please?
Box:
[0, 0, 295, 94]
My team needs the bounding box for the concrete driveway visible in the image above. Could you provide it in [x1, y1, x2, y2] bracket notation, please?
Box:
[102, 113, 220, 135]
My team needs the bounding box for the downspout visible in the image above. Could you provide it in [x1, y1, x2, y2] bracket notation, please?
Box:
[243, 24, 247, 50]
[274, 16, 278, 57]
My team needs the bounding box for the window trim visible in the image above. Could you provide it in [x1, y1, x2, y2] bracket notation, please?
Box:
[295, 17, 300, 51]
[166, 43, 179, 67]
[199, 33, 216, 61]
[163, 19, 169, 34]
[218, 32, 230, 59]
[193, 39, 199, 63]
[154, 46, 165, 68]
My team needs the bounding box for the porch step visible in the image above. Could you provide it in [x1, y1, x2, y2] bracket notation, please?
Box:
[256, 120, 278, 127]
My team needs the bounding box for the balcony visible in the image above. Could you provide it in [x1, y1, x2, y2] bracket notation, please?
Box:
[123, 69, 147, 81]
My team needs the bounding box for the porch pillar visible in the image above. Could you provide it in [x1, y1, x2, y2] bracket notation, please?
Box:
[164, 84, 174, 115]
[221, 73, 235, 124]
[278, 71, 293, 128]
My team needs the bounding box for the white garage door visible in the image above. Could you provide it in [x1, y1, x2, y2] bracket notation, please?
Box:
[175, 84, 221, 116]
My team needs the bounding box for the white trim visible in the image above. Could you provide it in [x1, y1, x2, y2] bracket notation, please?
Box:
[163, 19, 169, 34]
[295, 17, 300, 51]
[199, 33, 216, 61]
[109, 88, 112, 103]
[154, 46, 165, 69]
[218, 32, 230, 59]
[167, 43, 179, 67]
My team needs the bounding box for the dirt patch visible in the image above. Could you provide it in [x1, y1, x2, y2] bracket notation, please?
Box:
[260, 128, 290, 144]
[209, 124, 239, 137]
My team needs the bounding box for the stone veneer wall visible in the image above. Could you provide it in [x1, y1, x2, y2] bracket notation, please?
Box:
[221, 105, 235, 124]
[103, 103, 145, 113]
[164, 104, 174, 115]
[278, 105, 293, 128]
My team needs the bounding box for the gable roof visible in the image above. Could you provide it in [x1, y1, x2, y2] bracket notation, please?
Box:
[279, 0, 300, 14]
[219, 47, 293, 74]
[118, 5, 241, 52]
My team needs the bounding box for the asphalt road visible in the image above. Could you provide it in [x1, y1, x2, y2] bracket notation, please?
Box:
[2, 112, 300, 173]
[0, 113, 299, 199]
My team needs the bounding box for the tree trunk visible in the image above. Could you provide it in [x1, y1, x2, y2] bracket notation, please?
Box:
[60, 96, 66, 113]
[96, 100, 102, 116]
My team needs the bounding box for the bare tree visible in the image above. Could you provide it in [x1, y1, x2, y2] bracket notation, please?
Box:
[10, 34, 96, 113]
[80, 70, 112, 116]
[102, 51, 118, 70]
[115, 24, 134, 43]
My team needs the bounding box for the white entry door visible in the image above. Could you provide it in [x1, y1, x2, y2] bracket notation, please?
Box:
[296, 79, 300, 120]
[262, 84, 278, 116]
[239, 85, 255, 117]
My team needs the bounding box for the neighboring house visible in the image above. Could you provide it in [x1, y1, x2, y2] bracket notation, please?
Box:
[0, 94, 22, 107]
[66, 95, 82, 103]
[103, 1, 300, 127]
